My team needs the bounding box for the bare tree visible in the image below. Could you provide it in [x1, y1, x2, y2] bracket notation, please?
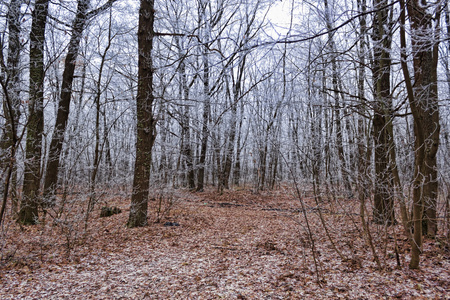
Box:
[400, 0, 441, 268]
[127, 0, 157, 228]
[43, 0, 117, 208]
[19, 0, 50, 225]
[323, 0, 353, 198]
[0, 0, 24, 224]
[196, 0, 212, 192]
[371, 0, 395, 224]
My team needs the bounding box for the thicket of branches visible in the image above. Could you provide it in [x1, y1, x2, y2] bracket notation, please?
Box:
[0, 0, 449, 269]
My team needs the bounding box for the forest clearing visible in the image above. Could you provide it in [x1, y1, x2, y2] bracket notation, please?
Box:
[1, 188, 448, 299]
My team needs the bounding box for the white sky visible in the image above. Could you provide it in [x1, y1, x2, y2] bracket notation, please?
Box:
[266, 1, 296, 38]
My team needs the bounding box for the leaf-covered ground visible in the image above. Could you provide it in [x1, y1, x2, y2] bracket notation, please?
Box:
[1, 188, 449, 299]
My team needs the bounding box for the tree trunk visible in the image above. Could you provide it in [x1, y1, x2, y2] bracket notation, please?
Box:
[0, 0, 23, 220]
[0, 0, 22, 166]
[196, 2, 211, 192]
[42, 0, 90, 207]
[308, 49, 323, 201]
[85, 17, 113, 226]
[222, 55, 246, 190]
[127, 0, 156, 228]
[372, 0, 395, 224]
[445, 2, 450, 99]
[233, 101, 245, 186]
[400, 0, 441, 268]
[355, 0, 382, 268]
[323, 0, 353, 198]
[19, 0, 50, 225]
[221, 93, 236, 191]
[158, 112, 169, 185]
[176, 37, 195, 189]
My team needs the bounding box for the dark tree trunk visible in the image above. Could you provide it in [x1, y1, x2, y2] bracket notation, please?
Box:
[0, 0, 22, 162]
[0, 0, 23, 220]
[127, 0, 156, 228]
[196, 1, 215, 192]
[196, 35, 210, 191]
[372, 0, 395, 224]
[400, 0, 441, 269]
[258, 138, 268, 191]
[233, 101, 245, 186]
[42, 0, 90, 207]
[221, 98, 236, 190]
[19, 0, 50, 225]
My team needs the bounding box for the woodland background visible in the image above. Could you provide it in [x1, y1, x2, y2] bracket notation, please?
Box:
[0, 0, 450, 297]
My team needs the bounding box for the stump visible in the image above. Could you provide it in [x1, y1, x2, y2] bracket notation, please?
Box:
[100, 206, 122, 218]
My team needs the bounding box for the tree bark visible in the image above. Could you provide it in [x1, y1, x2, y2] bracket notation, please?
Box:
[42, 0, 90, 207]
[196, 1, 211, 192]
[372, 0, 395, 225]
[0, 0, 22, 164]
[127, 0, 156, 228]
[233, 100, 245, 186]
[0, 0, 23, 219]
[19, 0, 50, 225]
[400, 0, 441, 268]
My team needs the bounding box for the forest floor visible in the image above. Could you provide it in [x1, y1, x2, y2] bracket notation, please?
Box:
[0, 187, 449, 299]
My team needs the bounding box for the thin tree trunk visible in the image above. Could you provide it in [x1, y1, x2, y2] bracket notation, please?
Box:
[387, 116, 411, 239]
[221, 90, 236, 190]
[307, 44, 322, 201]
[323, 0, 352, 198]
[355, 0, 380, 268]
[196, 2, 211, 192]
[176, 37, 195, 189]
[222, 55, 246, 190]
[103, 110, 113, 181]
[43, 0, 117, 205]
[85, 14, 113, 227]
[158, 113, 169, 185]
[233, 100, 244, 186]
[258, 142, 268, 191]
[42, 0, 90, 207]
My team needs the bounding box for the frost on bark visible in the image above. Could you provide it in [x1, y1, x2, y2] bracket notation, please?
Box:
[127, 0, 156, 228]
[323, 0, 353, 198]
[0, 0, 22, 163]
[0, 0, 23, 223]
